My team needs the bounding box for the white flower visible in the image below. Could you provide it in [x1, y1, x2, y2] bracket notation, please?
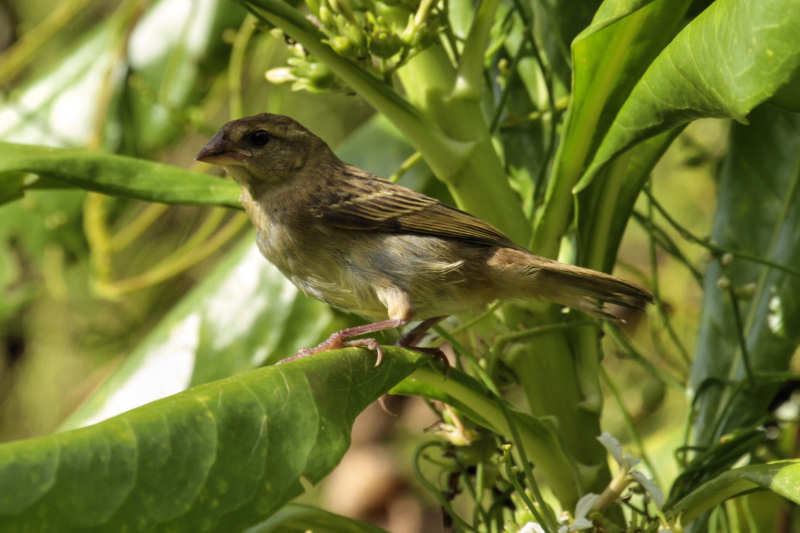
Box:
[597, 432, 640, 470]
[265, 67, 297, 84]
[631, 470, 664, 508]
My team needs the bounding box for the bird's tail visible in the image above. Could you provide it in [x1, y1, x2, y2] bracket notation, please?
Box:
[488, 248, 653, 321]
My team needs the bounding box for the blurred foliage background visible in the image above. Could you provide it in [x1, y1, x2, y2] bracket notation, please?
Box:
[0, 0, 798, 531]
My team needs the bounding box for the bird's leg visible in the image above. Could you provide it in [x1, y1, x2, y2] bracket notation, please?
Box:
[279, 319, 408, 366]
[397, 316, 449, 368]
[397, 316, 445, 347]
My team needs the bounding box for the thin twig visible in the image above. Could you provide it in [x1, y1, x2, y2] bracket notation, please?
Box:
[726, 286, 755, 388]
[646, 184, 692, 366]
[643, 187, 800, 278]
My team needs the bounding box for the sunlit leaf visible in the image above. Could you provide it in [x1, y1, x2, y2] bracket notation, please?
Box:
[585, 0, 800, 176]
[0, 349, 426, 531]
[119, 0, 245, 154]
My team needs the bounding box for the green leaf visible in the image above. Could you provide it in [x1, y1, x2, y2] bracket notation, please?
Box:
[247, 503, 389, 533]
[0, 348, 426, 531]
[532, 0, 691, 256]
[0, 143, 241, 207]
[672, 460, 800, 524]
[688, 105, 800, 484]
[585, 0, 800, 177]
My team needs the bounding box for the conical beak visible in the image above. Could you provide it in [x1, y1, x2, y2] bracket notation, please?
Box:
[196, 131, 251, 165]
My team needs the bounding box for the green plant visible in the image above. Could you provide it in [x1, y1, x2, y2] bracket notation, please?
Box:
[0, 0, 799, 531]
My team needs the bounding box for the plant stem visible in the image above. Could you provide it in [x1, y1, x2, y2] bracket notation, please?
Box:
[398, 365, 582, 507]
[229, 14, 258, 118]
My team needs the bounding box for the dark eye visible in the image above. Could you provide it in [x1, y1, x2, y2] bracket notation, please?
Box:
[244, 129, 270, 147]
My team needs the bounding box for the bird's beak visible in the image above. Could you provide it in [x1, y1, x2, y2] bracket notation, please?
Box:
[195, 131, 251, 165]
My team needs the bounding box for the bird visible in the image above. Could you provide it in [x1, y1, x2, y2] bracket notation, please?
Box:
[196, 113, 652, 364]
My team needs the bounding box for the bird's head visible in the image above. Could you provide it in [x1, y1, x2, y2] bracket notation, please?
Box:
[196, 113, 329, 185]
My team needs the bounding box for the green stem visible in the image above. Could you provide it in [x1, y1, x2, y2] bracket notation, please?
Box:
[605, 323, 685, 390]
[643, 188, 800, 278]
[455, 0, 500, 98]
[646, 186, 691, 366]
[725, 286, 755, 388]
[229, 14, 258, 118]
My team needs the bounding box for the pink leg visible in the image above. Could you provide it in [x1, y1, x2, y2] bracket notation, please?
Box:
[279, 319, 407, 366]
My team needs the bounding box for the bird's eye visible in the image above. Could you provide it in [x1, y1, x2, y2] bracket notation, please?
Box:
[244, 129, 270, 147]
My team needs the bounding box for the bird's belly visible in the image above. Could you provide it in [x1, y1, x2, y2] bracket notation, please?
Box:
[256, 225, 494, 320]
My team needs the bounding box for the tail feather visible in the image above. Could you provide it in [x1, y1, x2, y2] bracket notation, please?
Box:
[488, 249, 653, 321]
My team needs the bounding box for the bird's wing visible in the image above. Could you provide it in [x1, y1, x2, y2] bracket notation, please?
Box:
[308, 169, 516, 248]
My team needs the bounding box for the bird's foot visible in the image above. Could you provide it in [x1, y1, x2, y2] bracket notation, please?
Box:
[278, 319, 407, 366]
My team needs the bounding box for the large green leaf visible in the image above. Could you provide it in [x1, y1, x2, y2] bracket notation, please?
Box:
[0, 142, 241, 207]
[532, 0, 690, 256]
[671, 460, 800, 524]
[0, 348, 426, 531]
[585, 0, 800, 177]
[688, 105, 800, 487]
[0, 17, 122, 147]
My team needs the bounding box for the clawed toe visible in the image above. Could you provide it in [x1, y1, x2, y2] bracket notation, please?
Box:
[344, 338, 384, 366]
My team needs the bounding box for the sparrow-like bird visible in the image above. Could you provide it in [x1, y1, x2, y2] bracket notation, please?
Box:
[196, 113, 651, 363]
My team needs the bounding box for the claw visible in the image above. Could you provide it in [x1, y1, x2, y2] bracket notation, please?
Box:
[344, 338, 384, 366]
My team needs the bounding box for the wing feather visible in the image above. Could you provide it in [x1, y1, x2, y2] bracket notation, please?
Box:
[308, 168, 515, 247]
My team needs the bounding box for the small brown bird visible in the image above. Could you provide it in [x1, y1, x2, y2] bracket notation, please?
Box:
[196, 113, 651, 364]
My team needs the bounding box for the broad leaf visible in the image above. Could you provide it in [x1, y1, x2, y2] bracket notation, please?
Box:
[585, 0, 800, 176]
[0, 0, 242, 153]
[0, 349, 426, 531]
